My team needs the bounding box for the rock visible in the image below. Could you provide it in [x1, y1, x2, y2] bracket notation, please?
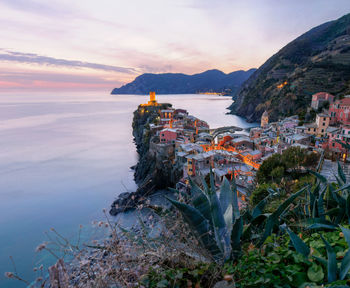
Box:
[213, 280, 236, 288]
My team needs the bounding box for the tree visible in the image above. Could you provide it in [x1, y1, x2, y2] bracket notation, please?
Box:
[256, 154, 283, 184]
[271, 166, 285, 183]
[250, 183, 278, 207]
[281, 146, 306, 171]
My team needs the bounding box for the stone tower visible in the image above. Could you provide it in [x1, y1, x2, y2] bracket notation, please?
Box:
[150, 91, 156, 102]
[147, 91, 158, 106]
[261, 110, 269, 127]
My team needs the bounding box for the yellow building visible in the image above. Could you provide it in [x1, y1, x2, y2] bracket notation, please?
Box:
[261, 110, 269, 128]
[316, 113, 330, 137]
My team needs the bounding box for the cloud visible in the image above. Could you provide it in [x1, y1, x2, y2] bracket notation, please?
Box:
[0, 50, 137, 74]
[0, 70, 129, 91]
[0, 0, 73, 18]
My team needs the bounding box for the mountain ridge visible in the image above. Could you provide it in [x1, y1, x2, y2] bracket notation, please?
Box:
[230, 13, 350, 122]
[111, 68, 256, 95]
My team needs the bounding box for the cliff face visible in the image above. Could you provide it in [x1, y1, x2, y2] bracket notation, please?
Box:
[110, 104, 183, 215]
[230, 13, 350, 122]
[132, 105, 182, 193]
[111, 69, 256, 95]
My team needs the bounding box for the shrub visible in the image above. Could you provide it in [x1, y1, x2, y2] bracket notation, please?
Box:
[250, 183, 277, 207]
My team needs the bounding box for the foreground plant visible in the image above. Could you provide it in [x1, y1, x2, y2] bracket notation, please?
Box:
[287, 225, 350, 285]
[167, 172, 242, 262]
[167, 170, 308, 263]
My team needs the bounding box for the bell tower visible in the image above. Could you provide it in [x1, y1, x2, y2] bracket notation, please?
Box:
[261, 110, 269, 128]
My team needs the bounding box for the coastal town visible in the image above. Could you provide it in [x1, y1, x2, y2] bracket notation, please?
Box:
[138, 91, 350, 202]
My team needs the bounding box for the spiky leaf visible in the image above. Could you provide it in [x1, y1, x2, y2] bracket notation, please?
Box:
[285, 226, 310, 257]
[231, 217, 243, 259]
[338, 161, 347, 184]
[231, 177, 240, 220]
[220, 177, 234, 230]
[340, 249, 350, 280]
[321, 235, 337, 283]
[166, 197, 223, 260]
[209, 189, 231, 259]
[258, 187, 306, 246]
[308, 169, 327, 183]
[252, 195, 270, 219]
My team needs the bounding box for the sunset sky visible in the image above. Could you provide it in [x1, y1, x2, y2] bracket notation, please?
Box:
[1, 0, 350, 91]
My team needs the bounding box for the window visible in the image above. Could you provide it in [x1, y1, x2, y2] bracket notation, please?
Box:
[322, 129, 324, 132]
[323, 123, 325, 126]
[189, 168, 192, 172]
[161, 133, 164, 137]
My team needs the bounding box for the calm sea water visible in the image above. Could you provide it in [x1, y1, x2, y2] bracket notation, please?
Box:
[0, 91, 256, 287]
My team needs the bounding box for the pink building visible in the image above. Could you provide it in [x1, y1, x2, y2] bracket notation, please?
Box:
[321, 126, 348, 160]
[160, 128, 177, 144]
[329, 98, 350, 125]
[311, 92, 334, 110]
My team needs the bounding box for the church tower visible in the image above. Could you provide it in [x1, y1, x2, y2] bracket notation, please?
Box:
[261, 110, 269, 127]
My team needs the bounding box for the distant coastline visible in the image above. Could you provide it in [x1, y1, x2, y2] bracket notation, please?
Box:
[111, 68, 256, 95]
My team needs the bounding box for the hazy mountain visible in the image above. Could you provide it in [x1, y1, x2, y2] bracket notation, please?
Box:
[230, 13, 350, 122]
[111, 69, 256, 95]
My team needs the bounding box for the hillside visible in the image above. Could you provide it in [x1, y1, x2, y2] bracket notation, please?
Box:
[230, 13, 350, 122]
[111, 69, 256, 95]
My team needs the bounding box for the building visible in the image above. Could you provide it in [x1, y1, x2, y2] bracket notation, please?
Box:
[329, 97, 350, 125]
[141, 91, 160, 107]
[261, 111, 269, 128]
[311, 92, 334, 110]
[284, 134, 311, 146]
[241, 150, 262, 161]
[159, 128, 177, 144]
[316, 113, 330, 137]
[160, 109, 175, 127]
[250, 127, 263, 139]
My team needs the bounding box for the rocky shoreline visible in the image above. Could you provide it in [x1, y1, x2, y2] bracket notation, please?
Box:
[109, 103, 182, 216]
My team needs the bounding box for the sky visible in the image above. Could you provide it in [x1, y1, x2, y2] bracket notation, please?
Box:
[0, 0, 350, 92]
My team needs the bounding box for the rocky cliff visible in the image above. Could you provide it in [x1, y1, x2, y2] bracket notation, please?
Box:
[110, 104, 182, 215]
[132, 105, 182, 190]
[111, 69, 256, 95]
[230, 13, 350, 122]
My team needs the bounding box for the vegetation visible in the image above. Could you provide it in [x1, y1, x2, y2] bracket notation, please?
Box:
[257, 146, 320, 184]
[231, 13, 350, 122]
[143, 153, 350, 287]
[6, 148, 350, 288]
[249, 183, 278, 206]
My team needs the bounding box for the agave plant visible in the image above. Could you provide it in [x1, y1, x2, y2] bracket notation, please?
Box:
[167, 172, 242, 262]
[286, 225, 350, 283]
[167, 170, 308, 262]
[298, 160, 350, 229]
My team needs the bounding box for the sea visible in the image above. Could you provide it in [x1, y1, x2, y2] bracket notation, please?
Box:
[0, 91, 256, 287]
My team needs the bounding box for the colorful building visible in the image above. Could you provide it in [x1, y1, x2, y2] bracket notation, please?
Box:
[329, 97, 350, 125]
[315, 113, 330, 137]
[311, 92, 334, 110]
[160, 128, 177, 144]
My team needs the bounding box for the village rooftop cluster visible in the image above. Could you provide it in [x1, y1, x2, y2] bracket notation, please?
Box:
[139, 91, 350, 199]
